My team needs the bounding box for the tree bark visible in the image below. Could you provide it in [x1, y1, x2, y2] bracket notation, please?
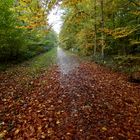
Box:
[94, 0, 97, 56]
[101, 0, 105, 58]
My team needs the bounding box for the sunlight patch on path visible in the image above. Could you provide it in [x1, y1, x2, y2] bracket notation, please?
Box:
[57, 47, 80, 119]
[57, 47, 79, 75]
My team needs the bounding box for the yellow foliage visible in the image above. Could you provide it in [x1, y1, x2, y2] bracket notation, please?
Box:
[14, 0, 48, 32]
[130, 11, 140, 16]
[102, 26, 138, 39]
[62, 0, 85, 7]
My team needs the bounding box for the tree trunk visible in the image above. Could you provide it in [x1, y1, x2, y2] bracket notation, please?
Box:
[94, 0, 97, 56]
[101, 0, 105, 58]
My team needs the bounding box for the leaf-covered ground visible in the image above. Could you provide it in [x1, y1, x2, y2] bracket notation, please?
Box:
[0, 48, 140, 140]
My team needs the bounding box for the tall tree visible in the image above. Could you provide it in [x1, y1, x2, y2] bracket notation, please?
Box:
[100, 0, 105, 58]
[94, 0, 97, 56]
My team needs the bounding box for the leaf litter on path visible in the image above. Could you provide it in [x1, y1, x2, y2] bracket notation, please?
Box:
[0, 49, 140, 139]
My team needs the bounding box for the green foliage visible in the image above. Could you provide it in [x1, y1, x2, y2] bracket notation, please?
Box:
[0, 0, 58, 63]
[45, 30, 58, 48]
[0, 0, 25, 61]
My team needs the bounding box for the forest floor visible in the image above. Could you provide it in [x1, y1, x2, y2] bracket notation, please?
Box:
[0, 48, 140, 140]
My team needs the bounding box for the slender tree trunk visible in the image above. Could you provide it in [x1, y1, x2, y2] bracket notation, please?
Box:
[112, 13, 115, 29]
[112, 13, 117, 54]
[94, 0, 97, 56]
[101, 0, 105, 58]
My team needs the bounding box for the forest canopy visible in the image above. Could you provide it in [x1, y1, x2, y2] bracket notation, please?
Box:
[59, 0, 140, 71]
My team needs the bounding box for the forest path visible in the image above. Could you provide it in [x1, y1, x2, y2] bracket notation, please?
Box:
[57, 47, 80, 75]
[0, 48, 140, 139]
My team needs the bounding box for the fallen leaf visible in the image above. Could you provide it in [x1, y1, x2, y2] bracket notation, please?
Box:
[0, 130, 7, 138]
[14, 129, 20, 135]
[101, 127, 107, 132]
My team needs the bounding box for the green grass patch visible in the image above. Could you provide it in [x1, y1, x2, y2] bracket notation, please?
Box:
[27, 47, 57, 75]
[0, 48, 57, 77]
